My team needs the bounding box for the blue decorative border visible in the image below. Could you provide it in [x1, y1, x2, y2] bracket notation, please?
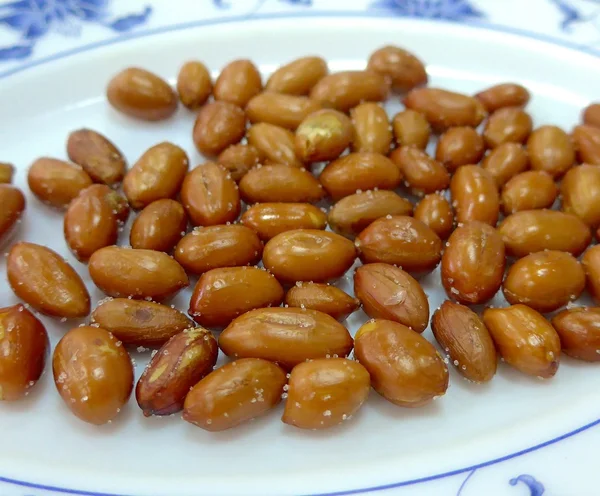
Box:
[2, 9, 600, 496]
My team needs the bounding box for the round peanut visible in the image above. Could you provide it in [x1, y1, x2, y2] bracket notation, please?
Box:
[391, 109, 431, 149]
[0, 185, 25, 244]
[389, 147, 449, 195]
[310, 71, 389, 111]
[450, 165, 499, 226]
[413, 194, 454, 240]
[501, 171, 557, 215]
[192, 101, 246, 156]
[28, 158, 92, 209]
[475, 83, 530, 112]
[177, 61, 212, 109]
[266, 56, 328, 95]
[435, 127, 485, 172]
[246, 122, 304, 168]
[483, 305, 560, 379]
[320, 152, 401, 200]
[328, 190, 413, 238]
[214, 59, 262, 108]
[354, 319, 448, 407]
[355, 216, 442, 275]
[129, 199, 187, 252]
[367, 45, 427, 93]
[123, 142, 189, 209]
[217, 144, 262, 182]
[263, 229, 356, 283]
[572, 124, 600, 165]
[53, 326, 133, 425]
[351, 103, 392, 154]
[481, 142, 529, 188]
[561, 164, 600, 227]
[283, 358, 370, 430]
[295, 109, 354, 163]
[107, 67, 177, 121]
[582, 245, 600, 303]
[483, 107, 533, 148]
[285, 283, 359, 321]
[582, 103, 600, 128]
[527, 125, 575, 178]
[174, 224, 262, 274]
[241, 203, 327, 241]
[503, 251, 585, 313]
[246, 93, 321, 130]
[552, 307, 600, 361]
[184, 358, 286, 431]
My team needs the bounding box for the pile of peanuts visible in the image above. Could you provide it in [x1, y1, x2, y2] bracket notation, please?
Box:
[2, 44, 600, 432]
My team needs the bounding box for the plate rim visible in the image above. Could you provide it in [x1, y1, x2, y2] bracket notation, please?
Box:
[2, 10, 600, 496]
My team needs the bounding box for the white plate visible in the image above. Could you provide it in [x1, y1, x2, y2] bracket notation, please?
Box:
[1, 11, 600, 496]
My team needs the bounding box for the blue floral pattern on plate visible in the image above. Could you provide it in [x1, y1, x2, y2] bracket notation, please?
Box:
[368, 0, 484, 20]
[0, 0, 151, 60]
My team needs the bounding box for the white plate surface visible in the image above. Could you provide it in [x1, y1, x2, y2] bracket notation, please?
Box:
[1, 11, 600, 496]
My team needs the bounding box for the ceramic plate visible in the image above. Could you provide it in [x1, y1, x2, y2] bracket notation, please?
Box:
[1, 4, 600, 496]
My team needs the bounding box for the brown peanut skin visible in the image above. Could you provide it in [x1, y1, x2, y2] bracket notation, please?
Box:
[217, 144, 262, 182]
[283, 358, 370, 430]
[180, 162, 240, 227]
[53, 326, 134, 425]
[356, 216, 442, 276]
[389, 147, 449, 195]
[354, 319, 449, 407]
[64, 185, 119, 262]
[217, 143, 262, 182]
[66, 129, 126, 186]
[246, 93, 322, 130]
[189, 267, 284, 328]
[483, 305, 560, 379]
[82, 184, 130, 225]
[431, 301, 497, 383]
[392, 109, 431, 149]
[136, 328, 218, 417]
[328, 190, 413, 238]
[214, 59, 262, 107]
[174, 224, 263, 274]
[177, 61, 212, 110]
[501, 171, 557, 215]
[503, 251, 585, 313]
[403, 88, 486, 131]
[435, 127, 485, 172]
[240, 164, 325, 204]
[441, 222, 505, 305]
[367, 45, 427, 93]
[475, 83, 530, 112]
[351, 103, 392, 154]
[28, 158, 92, 209]
[0, 185, 25, 244]
[285, 283, 360, 321]
[263, 229, 356, 283]
[320, 152, 402, 201]
[246, 123, 304, 168]
[7, 242, 90, 318]
[0, 162, 14, 183]
[483, 107, 533, 149]
[552, 307, 600, 361]
[90, 299, 193, 347]
[295, 109, 354, 163]
[123, 142, 189, 210]
[241, 203, 327, 241]
[527, 125, 575, 178]
[192, 101, 246, 156]
[129, 199, 187, 252]
[310, 70, 390, 112]
[413, 194, 454, 240]
[184, 358, 286, 432]
[266, 56, 328, 95]
[481, 142, 529, 188]
[582, 245, 600, 303]
[498, 210, 591, 257]
[583, 103, 600, 128]
[88, 246, 188, 301]
[0, 305, 48, 401]
[561, 164, 600, 227]
[107, 67, 177, 121]
[450, 165, 499, 226]
[354, 263, 429, 333]
[572, 125, 600, 165]
[219, 307, 353, 370]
